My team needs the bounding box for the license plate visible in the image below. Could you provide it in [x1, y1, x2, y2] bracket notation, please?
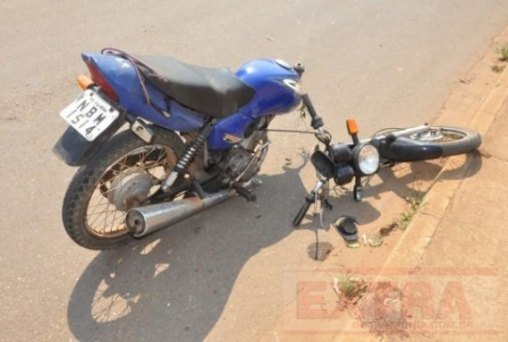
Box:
[59, 89, 120, 141]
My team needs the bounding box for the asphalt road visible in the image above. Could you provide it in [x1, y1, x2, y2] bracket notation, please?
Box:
[1, 1, 507, 341]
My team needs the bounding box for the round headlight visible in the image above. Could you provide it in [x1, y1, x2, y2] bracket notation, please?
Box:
[355, 144, 380, 176]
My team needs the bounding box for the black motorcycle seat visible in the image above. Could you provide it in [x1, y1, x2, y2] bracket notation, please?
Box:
[134, 55, 255, 118]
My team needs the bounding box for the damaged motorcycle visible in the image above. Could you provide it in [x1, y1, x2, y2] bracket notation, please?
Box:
[53, 48, 481, 250]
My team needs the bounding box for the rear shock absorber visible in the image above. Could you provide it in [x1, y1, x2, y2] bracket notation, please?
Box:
[161, 121, 214, 192]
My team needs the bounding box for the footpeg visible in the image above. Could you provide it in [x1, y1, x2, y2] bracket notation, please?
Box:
[234, 185, 257, 202]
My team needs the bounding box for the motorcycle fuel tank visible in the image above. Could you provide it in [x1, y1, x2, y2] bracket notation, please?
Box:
[235, 59, 302, 116]
[207, 59, 303, 150]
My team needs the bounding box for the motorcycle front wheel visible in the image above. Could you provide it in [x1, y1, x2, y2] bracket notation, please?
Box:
[378, 126, 481, 162]
[406, 126, 481, 156]
[61, 127, 184, 250]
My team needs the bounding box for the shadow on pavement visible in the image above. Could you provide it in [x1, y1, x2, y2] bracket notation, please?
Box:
[439, 150, 483, 180]
[66, 153, 479, 341]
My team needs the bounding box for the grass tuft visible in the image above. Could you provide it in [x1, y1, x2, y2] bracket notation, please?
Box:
[397, 192, 425, 230]
[498, 44, 508, 62]
[375, 192, 426, 238]
[333, 274, 367, 300]
[491, 64, 506, 73]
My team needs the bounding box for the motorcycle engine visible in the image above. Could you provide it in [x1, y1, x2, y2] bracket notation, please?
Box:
[221, 130, 269, 184]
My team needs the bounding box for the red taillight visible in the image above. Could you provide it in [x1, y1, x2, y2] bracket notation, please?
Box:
[86, 62, 118, 101]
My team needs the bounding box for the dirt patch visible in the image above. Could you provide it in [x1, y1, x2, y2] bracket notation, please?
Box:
[356, 282, 411, 338]
[333, 277, 411, 339]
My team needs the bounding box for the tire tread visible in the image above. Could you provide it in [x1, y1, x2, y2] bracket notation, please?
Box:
[62, 128, 184, 250]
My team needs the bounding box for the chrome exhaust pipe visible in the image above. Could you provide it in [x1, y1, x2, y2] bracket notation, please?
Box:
[126, 190, 236, 238]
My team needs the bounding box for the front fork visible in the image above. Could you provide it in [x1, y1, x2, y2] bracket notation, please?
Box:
[291, 99, 375, 226]
[292, 180, 326, 226]
[292, 118, 433, 225]
[291, 94, 331, 226]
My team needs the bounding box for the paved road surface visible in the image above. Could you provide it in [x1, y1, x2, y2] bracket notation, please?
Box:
[1, 1, 507, 341]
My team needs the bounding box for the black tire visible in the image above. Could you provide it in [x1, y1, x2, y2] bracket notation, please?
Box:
[62, 127, 185, 250]
[408, 126, 481, 157]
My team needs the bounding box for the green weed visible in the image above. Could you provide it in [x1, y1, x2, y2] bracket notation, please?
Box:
[498, 44, 508, 62]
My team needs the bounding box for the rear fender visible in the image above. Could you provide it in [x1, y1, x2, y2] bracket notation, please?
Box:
[53, 115, 125, 166]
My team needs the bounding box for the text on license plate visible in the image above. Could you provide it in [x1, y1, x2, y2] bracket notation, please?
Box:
[59, 89, 119, 141]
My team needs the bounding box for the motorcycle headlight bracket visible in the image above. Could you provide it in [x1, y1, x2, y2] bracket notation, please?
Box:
[353, 143, 380, 176]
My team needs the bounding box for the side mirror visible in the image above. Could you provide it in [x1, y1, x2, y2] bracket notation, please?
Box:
[311, 150, 335, 179]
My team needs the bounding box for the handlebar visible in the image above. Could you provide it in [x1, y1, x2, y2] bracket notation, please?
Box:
[292, 180, 325, 226]
[293, 197, 313, 226]
[302, 94, 324, 130]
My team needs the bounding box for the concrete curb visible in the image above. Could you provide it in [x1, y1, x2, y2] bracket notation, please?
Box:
[380, 61, 508, 272]
[332, 37, 508, 342]
[261, 30, 508, 342]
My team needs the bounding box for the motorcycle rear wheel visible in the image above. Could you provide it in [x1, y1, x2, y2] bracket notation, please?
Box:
[62, 127, 184, 250]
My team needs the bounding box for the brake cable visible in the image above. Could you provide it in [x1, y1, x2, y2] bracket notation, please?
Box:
[263, 128, 317, 135]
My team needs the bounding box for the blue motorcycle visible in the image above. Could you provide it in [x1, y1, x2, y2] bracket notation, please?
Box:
[54, 48, 481, 250]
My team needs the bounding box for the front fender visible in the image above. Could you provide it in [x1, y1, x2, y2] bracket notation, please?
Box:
[53, 116, 126, 167]
[377, 137, 443, 162]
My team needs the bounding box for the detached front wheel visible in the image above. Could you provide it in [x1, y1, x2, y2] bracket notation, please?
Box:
[408, 126, 481, 157]
[62, 128, 184, 250]
[379, 126, 481, 162]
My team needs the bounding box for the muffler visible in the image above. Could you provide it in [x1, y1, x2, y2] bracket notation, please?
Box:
[126, 190, 236, 238]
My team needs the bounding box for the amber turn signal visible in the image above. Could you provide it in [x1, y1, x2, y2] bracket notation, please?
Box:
[77, 75, 94, 90]
[346, 118, 359, 135]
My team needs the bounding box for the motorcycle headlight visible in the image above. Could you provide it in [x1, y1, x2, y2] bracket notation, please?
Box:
[354, 144, 380, 176]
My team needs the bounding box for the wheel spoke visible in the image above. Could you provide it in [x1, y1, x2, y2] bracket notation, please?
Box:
[86, 208, 121, 217]
[84, 144, 176, 238]
[412, 128, 465, 144]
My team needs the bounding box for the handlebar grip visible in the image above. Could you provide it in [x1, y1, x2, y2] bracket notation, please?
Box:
[302, 94, 324, 130]
[293, 200, 312, 226]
